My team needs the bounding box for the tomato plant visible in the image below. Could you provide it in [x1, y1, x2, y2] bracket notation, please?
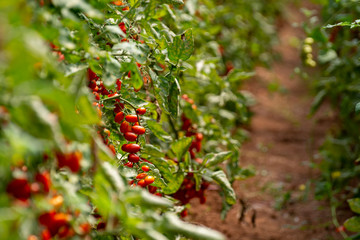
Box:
[0, 0, 284, 239]
[302, 0, 360, 238]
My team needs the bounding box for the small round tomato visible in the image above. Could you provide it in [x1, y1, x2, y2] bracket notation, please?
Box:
[141, 165, 150, 172]
[124, 144, 140, 153]
[136, 107, 146, 115]
[195, 133, 203, 141]
[125, 115, 138, 123]
[124, 132, 137, 142]
[144, 176, 155, 185]
[124, 162, 133, 168]
[128, 153, 140, 163]
[132, 125, 146, 135]
[6, 178, 31, 200]
[120, 121, 132, 133]
[136, 173, 147, 179]
[137, 179, 146, 187]
[148, 185, 157, 194]
[114, 112, 124, 123]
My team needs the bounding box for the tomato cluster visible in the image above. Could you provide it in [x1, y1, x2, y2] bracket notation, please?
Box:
[6, 167, 91, 240]
[173, 173, 210, 217]
[6, 168, 51, 202]
[86, 68, 159, 193]
[181, 95, 204, 160]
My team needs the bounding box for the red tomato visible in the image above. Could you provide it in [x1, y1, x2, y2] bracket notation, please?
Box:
[195, 133, 203, 142]
[6, 178, 31, 200]
[144, 176, 155, 185]
[120, 121, 132, 133]
[137, 179, 147, 187]
[114, 112, 124, 123]
[126, 144, 140, 153]
[124, 162, 134, 168]
[118, 22, 127, 34]
[35, 171, 51, 193]
[148, 185, 157, 194]
[136, 173, 147, 179]
[141, 165, 150, 172]
[124, 132, 137, 142]
[116, 79, 122, 91]
[128, 153, 140, 163]
[56, 151, 82, 173]
[136, 107, 146, 115]
[132, 125, 146, 135]
[125, 115, 138, 123]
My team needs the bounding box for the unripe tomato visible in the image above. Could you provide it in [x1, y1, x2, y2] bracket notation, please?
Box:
[136, 173, 147, 179]
[141, 165, 150, 172]
[144, 176, 155, 185]
[124, 143, 140, 153]
[128, 153, 140, 163]
[125, 115, 138, 123]
[132, 125, 146, 135]
[124, 132, 137, 142]
[115, 112, 124, 123]
[136, 107, 146, 115]
[120, 121, 132, 133]
[137, 179, 146, 187]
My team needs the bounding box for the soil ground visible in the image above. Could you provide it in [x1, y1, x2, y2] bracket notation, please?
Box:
[188, 2, 349, 240]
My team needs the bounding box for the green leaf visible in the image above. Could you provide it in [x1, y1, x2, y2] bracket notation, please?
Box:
[310, 89, 327, 116]
[204, 151, 232, 168]
[146, 157, 183, 194]
[150, 71, 170, 114]
[124, 188, 172, 208]
[121, 62, 143, 90]
[159, 0, 184, 6]
[101, 162, 125, 193]
[159, 213, 225, 240]
[348, 198, 360, 214]
[170, 137, 193, 162]
[167, 29, 194, 63]
[146, 120, 173, 142]
[140, 162, 167, 188]
[105, 25, 126, 37]
[142, 144, 165, 158]
[168, 76, 180, 118]
[345, 216, 360, 232]
[211, 170, 236, 205]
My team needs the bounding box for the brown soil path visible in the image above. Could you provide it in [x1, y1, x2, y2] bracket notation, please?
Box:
[189, 2, 343, 240]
